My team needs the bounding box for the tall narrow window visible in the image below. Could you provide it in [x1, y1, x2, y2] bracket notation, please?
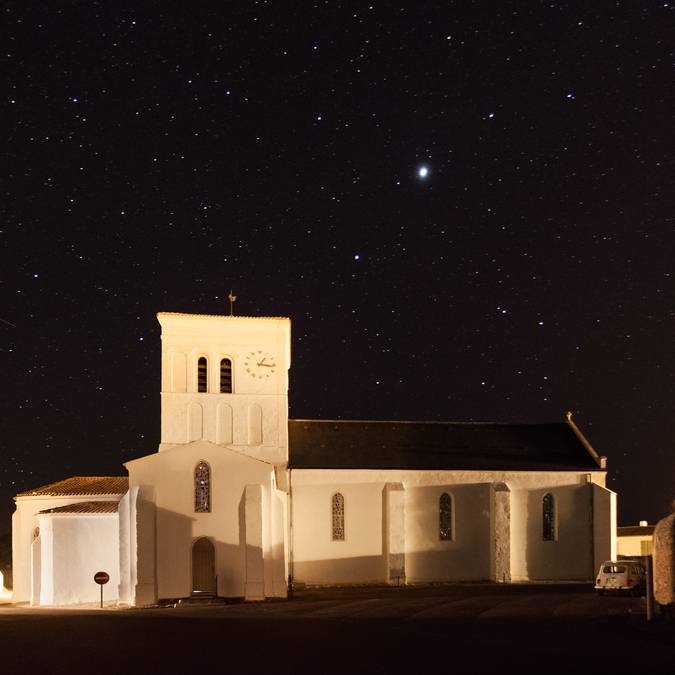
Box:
[332, 493, 345, 541]
[194, 461, 211, 512]
[439, 492, 453, 541]
[197, 357, 208, 393]
[220, 358, 232, 393]
[542, 493, 555, 541]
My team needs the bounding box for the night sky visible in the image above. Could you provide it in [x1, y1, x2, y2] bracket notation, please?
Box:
[2, 2, 674, 537]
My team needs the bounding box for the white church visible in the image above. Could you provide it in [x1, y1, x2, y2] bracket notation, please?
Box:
[12, 312, 617, 606]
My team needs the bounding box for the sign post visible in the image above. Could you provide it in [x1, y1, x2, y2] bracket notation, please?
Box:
[94, 571, 110, 608]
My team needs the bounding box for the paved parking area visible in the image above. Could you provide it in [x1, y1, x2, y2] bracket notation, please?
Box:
[0, 584, 672, 674]
[0, 581, 646, 618]
[145, 583, 647, 619]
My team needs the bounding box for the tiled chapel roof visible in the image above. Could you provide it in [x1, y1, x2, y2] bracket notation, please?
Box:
[15, 476, 128, 499]
[288, 420, 603, 471]
[39, 501, 120, 515]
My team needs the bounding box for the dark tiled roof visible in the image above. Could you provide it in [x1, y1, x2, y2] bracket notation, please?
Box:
[15, 476, 128, 498]
[618, 525, 655, 537]
[39, 501, 120, 515]
[288, 420, 602, 471]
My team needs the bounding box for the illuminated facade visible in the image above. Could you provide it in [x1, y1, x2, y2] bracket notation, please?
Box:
[12, 312, 616, 606]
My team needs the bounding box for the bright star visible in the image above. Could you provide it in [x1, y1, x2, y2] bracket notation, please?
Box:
[417, 165, 429, 179]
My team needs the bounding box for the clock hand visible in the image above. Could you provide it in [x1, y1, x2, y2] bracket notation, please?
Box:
[257, 357, 267, 366]
[257, 362, 276, 368]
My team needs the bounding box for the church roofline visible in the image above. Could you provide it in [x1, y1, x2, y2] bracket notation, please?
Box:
[123, 440, 276, 468]
[565, 411, 606, 469]
[290, 418, 576, 427]
[288, 418, 606, 472]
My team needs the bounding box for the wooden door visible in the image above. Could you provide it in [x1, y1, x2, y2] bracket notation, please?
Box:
[192, 537, 216, 595]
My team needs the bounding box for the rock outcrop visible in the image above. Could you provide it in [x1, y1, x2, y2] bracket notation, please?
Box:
[653, 512, 675, 606]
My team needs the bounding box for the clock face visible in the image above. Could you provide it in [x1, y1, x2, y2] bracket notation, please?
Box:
[244, 350, 277, 379]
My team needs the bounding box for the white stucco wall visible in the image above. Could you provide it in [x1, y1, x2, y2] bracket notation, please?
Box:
[406, 482, 492, 582]
[292, 481, 386, 585]
[36, 513, 120, 606]
[291, 469, 606, 585]
[510, 483, 594, 581]
[12, 495, 122, 603]
[592, 483, 617, 569]
[161, 394, 288, 462]
[126, 440, 287, 603]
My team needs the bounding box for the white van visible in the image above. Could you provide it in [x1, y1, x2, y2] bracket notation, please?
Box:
[595, 560, 646, 596]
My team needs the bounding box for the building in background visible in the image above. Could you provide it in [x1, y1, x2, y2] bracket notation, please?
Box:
[617, 521, 654, 558]
[12, 312, 617, 606]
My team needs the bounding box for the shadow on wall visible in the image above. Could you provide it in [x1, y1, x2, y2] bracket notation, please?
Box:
[405, 482, 492, 583]
[292, 550, 495, 587]
[293, 555, 389, 586]
[294, 483, 493, 586]
[153, 506, 249, 600]
[522, 484, 594, 581]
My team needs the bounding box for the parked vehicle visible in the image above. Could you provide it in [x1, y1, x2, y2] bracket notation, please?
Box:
[595, 560, 646, 596]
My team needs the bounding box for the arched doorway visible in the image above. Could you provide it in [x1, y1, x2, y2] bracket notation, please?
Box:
[192, 537, 216, 595]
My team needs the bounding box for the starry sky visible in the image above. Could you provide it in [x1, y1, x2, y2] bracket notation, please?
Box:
[2, 2, 674, 537]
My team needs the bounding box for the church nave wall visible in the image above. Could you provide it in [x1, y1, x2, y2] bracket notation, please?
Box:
[290, 469, 604, 586]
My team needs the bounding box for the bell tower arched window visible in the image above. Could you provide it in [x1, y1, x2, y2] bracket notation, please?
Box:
[194, 461, 211, 512]
[439, 492, 453, 541]
[220, 358, 233, 393]
[332, 493, 345, 541]
[197, 357, 208, 393]
[542, 493, 555, 541]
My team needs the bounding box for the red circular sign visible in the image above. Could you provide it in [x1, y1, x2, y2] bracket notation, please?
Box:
[94, 571, 110, 585]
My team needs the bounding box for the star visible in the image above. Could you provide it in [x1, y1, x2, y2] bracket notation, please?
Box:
[417, 165, 430, 179]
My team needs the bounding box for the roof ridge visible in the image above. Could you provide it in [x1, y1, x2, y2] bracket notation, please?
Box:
[289, 418, 566, 426]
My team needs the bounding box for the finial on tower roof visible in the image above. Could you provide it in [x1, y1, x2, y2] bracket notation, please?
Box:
[227, 290, 237, 316]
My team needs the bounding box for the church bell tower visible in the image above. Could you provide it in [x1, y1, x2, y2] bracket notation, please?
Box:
[156, 312, 291, 464]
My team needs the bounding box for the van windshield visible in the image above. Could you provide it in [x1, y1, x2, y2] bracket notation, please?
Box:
[602, 564, 626, 574]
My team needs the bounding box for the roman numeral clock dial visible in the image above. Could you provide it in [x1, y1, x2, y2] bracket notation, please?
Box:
[244, 350, 277, 379]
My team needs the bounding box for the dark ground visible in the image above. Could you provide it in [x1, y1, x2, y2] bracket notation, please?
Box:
[0, 532, 10, 589]
[1, 584, 673, 674]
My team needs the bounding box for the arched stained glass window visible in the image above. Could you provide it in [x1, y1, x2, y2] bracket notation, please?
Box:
[542, 493, 555, 541]
[332, 493, 345, 541]
[439, 492, 453, 541]
[197, 357, 208, 393]
[220, 358, 233, 393]
[194, 461, 211, 513]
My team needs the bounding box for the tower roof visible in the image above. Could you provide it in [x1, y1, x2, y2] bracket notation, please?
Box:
[157, 311, 289, 321]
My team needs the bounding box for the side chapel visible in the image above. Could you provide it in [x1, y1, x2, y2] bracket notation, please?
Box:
[12, 312, 617, 606]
